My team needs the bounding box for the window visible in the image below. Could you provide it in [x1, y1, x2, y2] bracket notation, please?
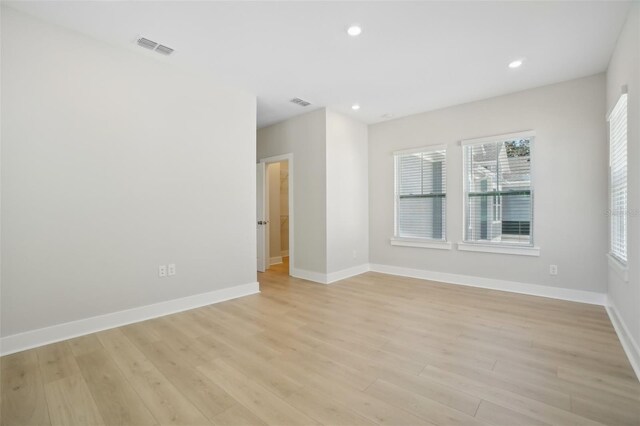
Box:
[394, 146, 447, 242]
[462, 132, 534, 246]
[609, 93, 628, 264]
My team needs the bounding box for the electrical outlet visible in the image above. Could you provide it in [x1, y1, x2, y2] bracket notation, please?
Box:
[159, 265, 167, 277]
[549, 265, 558, 276]
[352, 250, 357, 259]
[168, 263, 176, 276]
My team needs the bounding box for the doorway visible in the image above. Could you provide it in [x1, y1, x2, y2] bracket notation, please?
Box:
[257, 154, 293, 275]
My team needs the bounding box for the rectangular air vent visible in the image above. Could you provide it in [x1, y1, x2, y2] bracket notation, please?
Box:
[155, 45, 174, 56]
[290, 98, 311, 107]
[136, 37, 174, 56]
[137, 37, 158, 50]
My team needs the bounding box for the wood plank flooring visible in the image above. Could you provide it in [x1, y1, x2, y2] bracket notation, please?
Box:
[2, 258, 639, 425]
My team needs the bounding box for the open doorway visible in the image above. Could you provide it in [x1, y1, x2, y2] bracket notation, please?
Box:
[257, 154, 293, 275]
[266, 160, 289, 272]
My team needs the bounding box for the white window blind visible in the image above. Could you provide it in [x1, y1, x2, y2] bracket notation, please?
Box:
[609, 93, 628, 264]
[463, 134, 533, 246]
[395, 147, 446, 240]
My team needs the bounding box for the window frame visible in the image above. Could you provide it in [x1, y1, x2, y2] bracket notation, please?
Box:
[392, 144, 449, 248]
[608, 92, 628, 267]
[460, 130, 538, 254]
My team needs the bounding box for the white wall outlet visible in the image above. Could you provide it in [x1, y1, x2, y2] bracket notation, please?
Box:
[168, 263, 176, 276]
[353, 250, 357, 259]
[549, 265, 558, 276]
[159, 265, 167, 277]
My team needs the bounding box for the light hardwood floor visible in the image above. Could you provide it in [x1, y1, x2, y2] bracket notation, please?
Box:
[2, 258, 639, 426]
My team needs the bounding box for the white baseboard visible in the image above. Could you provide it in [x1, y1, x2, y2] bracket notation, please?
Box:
[281, 250, 289, 257]
[291, 264, 369, 285]
[290, 267, 329, 284]
[293, 262, 606, 306]
[326, 264, 371, 284]
[369, 263, 607, 306]
[605, 302, 640, 381]
[0, 282, 260, 356]
[270, 256, 283, 265]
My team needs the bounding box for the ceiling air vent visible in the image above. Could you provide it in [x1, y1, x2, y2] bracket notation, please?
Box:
[136, 37, 174, 56]
[155, 45, 174, 56]
[137, 37, 158, 50]
[290, 98, 311, 107]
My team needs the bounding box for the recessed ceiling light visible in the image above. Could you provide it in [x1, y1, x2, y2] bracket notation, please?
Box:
[508, 59, 523, 69]
[347, 25, 362, 37]
[352, 104, 361, 111]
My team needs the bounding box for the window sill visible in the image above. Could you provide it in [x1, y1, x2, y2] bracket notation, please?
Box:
[607, 253, 629, 282]
[457, 242, 540, 256]
[390, 238, 452, 250]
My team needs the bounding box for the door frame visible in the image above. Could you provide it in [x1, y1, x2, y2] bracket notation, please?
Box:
[256, 162, 267, 272]
[259, 153, 294, 275]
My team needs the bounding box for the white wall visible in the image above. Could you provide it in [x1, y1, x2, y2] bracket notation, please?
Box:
[257, 109, 327, 275]
[326, 110, 369, 274]
[1, 8, 257, 337]
[369, 74, 607, 294]
[257, 109, 369, 280]
[606, 3, 640, 365]
[267, 162, 281, 261]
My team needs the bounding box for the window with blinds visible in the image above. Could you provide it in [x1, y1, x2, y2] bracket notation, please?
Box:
[609, 93, 628, 264]
[394, 147, 446, 240]
[463, 133, 533, 246]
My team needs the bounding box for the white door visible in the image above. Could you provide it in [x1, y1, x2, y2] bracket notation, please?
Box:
[256, 162, 267, 272]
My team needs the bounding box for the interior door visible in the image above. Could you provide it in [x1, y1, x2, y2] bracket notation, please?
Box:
[256, 162, 267, 272]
